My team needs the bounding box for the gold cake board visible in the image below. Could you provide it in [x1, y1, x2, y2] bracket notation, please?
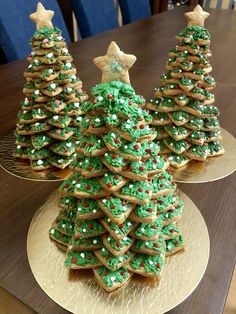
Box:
[169, 128, 236, 183]
[27, 190, 210, 314]
[0, 130, 72, 181]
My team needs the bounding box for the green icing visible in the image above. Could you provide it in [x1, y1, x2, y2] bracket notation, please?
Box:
[165, 124, 189, 137]
[156, 194, 179, 212]
[127, 160, 146, 175]
[152, 171, 175, 193]
[78, 135, 105, 153]
[75, 219, 105, 236]
[59, 207, 77, 221]
[77, 198, 101, 216]
[54, 217, 74, 236]
[75, 177, 103, 195]
[129, 253, 164, 275]
[49, 228, 71, 244]
[70, 236, 102, 250]
[59, 196, 78, 210]
[101, 173, 123, 188]
[50, 139, 74, 155]
[15, 134, 31, 146]
[120, 120, 153, 140]
[152, 111, 169, 122]
[49, 115, 71, 127]
[187, 116, 204, 129]
[186, 144, 208, 157]
[29, 147, 51, 159]
[97, 266, 130, 287]
[166, 234, 184, 252]
[145, 156, 165, 171]
[134, 234, 166, 253]
[208, 141, 222, 155]
[60, 177, 77, 193]
[162, 223, 179, 238]
[169, 110, 189, 122]
[165, 138, 188, 152]
[65, 250, 99, 267]
[134, 200, 157, 218]
[179, 77, 194, 86]
[103, 216, 134, 237]
[121, 181, 152, 200]
[105, 234, 133, 251]
[120, 141, 143, 157]
[141, 141, 160, 158]
[98, 247, 132, 269]
[104, 152, 125, 167]
[100, 196, 131, 217]
[204, 117, 219, 129]
[168, 153, 189, 164]
[160, 200, 184, 222]
[81, 156, 103, 172]
[103, 132, 122, 149]
[134, 217, 162, 238]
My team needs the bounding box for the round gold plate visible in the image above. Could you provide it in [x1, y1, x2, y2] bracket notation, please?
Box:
[169, 128, 236, 183]
[27, 190, 210, 314]
[0, 130, 72, 181]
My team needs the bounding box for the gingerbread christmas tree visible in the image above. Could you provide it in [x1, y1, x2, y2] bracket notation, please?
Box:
[147, 5, 224, 168]
[49, 42, 184, 292]
[14, 3, 87, 170]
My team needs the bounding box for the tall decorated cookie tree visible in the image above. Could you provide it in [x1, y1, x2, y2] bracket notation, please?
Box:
[147, 5, 224, 168]
[14, 3, 87, 170]
[49, 42, 184, 292]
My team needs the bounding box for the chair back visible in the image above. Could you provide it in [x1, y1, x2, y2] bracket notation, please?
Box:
[70, 0, 119, 38]
[118, 0, 151, 24]
[0, 0, 70, 62]
[203, 0, 235, 9]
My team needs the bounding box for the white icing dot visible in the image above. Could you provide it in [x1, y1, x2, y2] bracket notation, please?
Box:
[129, 184, 133, 188]
[76, 116, 82, 121]
[69, 245, 73, 250]
[31, 149, 35, 153]
[145, 241, 149, 246]
[111, 133, 116, 138]
[72, 180, 76, 184]
[65, 199, 69, 204]
[115, 230, 119, 234]
[24, 98, 29, 104]
[48, 69, 53, 74]
[95, 118, 100, 122]
[112, 114, 117, 119]
[67, 87, 72, 92]
[108, 237, 111, 242]
[17, 145, 21, 149]
[93, 239, 98, 244]
[141, 228, 145, 232]
[53, 115, 59, 120]
[71, 74, 76, 80]
[149, 260, 154, 265]
[105, 153, 108, 157]
[58, 159, 63, 163]
[76, 183, 81, 188]
[104, 173, 108, 177]
[101, 248, 106, 252]
[50, 83, 56, 89]
[37, 160, 43, 165]
[78, 208, 81, 211]
[50, 229, 55, 234]
[123, 237, 128, 241]
[120, 99, 124, 104]
[62, 224, 66, 229]
[82, 228, 86, 233]
[110, 276, 116, 282]
[65, 62, 72, 68]
[97, 96, 103, 101]
[62, 48, 68, 54]
[119, 256, 123, 261]
[80, 253, 85, 258]
[127, 222, 132, 227]
[124, 145, 128, 149]
[102, 199, 106, 203]
[34, 90, 39, 95]
[47, 52, 53, 58]
[92, 209, 97, 213]
[74, 102, 80, 108]
[107, 218, 110, 222]
[66, 143, 72, 147]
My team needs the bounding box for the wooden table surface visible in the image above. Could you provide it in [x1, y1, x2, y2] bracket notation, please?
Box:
[0, 6, 235, 314]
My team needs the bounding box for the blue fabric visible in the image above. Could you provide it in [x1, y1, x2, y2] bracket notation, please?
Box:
[118, 0, 151, 25]
[70, 0, 118, 38]
[0, 0, 70, 62]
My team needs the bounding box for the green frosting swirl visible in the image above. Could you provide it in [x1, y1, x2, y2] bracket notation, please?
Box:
[134, 217, 162, 238]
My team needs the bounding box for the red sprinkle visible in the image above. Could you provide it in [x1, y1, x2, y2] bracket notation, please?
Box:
[87, 255, 92, 260]
[83, 202, 89, 208]
[140, 124, 144, 129]
[151, 225, 157, 229]
[119, 224, 124, 228]
[133, 126, 137, 130]
[160, 184, 164, 187]
[128, 101, 133, 105]
[89, 142, 94, 147]
[71, 257, 77, 264]
[158, 200, 163, 204]
[106, 183, 111, 188]
[153, 243, 158, 248]
[64, 183, 69, 188]
[170, 229, 174, 233]
[139, 166, 144, 171]
[116, 242, 121, 247]
[129, 166, 133, 170]
[147, 208, 152, 213]
[141, 261, 145, 267]
[114, 175, 119, 179]
[112, 154, 117, 159]
[120, 271, 125, 275]
[170, 209, 174, 213]
[156, 263, 161, 269]
[145, 190, 150, 194]
[114, 138, 119, 144]
[88, 224, 93, 229]
[77, 222, 81, 227]
[134, 145, 139, 150]
[122, 201, 126, 206]
[85, 184, 91, 190]
[138, 187, 143, 192]
[87, 165, 93, 171]
[159, 176, 164, 180]
[111, 205, 115, 209]
[146, 148, 151, 153]
[107, 94, 113, 99]
[153, 159, 158, 164]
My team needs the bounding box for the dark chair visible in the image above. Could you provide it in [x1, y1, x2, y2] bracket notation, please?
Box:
[118, 0, 151, 24]
[0, 0, 70, 62]
[70, 0, 119, 38]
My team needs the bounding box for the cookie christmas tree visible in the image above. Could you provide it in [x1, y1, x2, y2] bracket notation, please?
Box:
[14, 3, 87, 170]
[49, 42, 184, 292]
[147, 5, 224, 168]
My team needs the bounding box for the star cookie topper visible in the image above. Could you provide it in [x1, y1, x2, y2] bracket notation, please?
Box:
[185, 5, 210, 27]
[94, 41, 137, 84]
[30, 2, 54, 30]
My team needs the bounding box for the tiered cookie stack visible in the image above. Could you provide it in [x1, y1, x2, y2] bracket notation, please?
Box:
[49, 42, 184, 292]
[147, 5, 224, 168]
[14, 3, 87, 170]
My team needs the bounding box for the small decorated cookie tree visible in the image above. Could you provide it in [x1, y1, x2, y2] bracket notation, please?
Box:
[147, 5, 224, 168]
[14, 2, 87, 170]
[49, 42, 184, 292]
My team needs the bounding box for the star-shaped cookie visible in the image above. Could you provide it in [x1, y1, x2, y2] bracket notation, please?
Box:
[93, 41, 136, 84]
[30, 2, 54, 30]
[185, 5, 209, 27]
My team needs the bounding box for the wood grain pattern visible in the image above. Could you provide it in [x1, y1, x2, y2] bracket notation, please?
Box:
[0, 7, 235, 314]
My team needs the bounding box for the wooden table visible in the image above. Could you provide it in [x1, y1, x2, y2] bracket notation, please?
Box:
[0, 6, 235, 314]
